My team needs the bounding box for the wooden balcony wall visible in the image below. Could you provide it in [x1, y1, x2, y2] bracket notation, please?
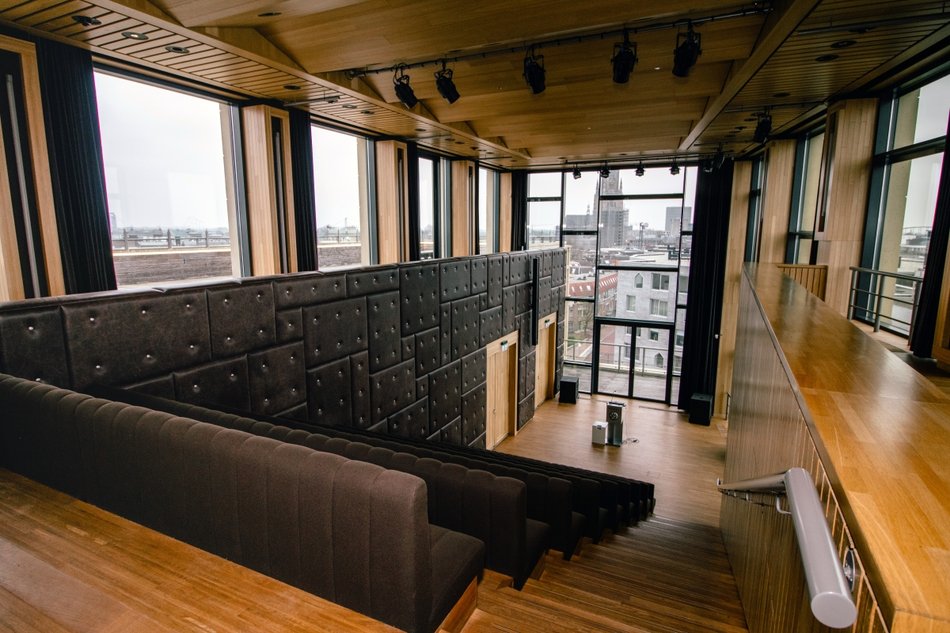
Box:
[775, 263, 828, 300]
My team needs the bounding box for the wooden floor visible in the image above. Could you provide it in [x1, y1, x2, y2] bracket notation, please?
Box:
[462, 394, 747, 633]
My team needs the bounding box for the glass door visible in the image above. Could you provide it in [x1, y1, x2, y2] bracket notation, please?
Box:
[595, 323, 631, 396]
[593, 321, 672, 402]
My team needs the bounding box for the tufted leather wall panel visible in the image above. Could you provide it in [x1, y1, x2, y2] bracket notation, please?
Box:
[460, 349, 486, 394]
[518, 394, 535, 430]
[273, 272, 346, 309]
[541, 250, 553, 277]
[509, 252, 529, 285]
[399, 263, 439, 336]
[306, 357, 351, 426]
[125, 374, 175, 399]
[401, 336, 414, 362]
[63, 292, 212, 389]
[347, 265, 399, 297]
[461, 383, 487, 445]
[0, 308, 69, 386]
[303, 297, 367, 367]
[478, 292, 489, 312]
[247, 341, 306, 415]
[367, 291, 401, 373]
[470, 258, 488, 296]
[517, 282, 533, 316]
[468, 433, 487, 449]
[439, 260, 471, 303]
[277, 402, 309, 421]
[537, 277, 552, 317]
[276, 308, 302, 343]
[551, 251, 565, 286]
[416, 376, 428, 399]
[450, 296, 480, 360]
[350, 351, 371, 429]
[487, 255, 504, 308]
[207, 284, 276, 358]
[439, 303, 452, 366]
[429, 359, 460, 431]
[479, 306, 503, 348]
[502, 287, 517, 333]
[174, 357, 250, 410]
[519, 350, 536, 401]
[387, 397, 430, 440]
[369, 359, 415, 423]
[414, 327, 441, 377]
[439, 417, 462, 446]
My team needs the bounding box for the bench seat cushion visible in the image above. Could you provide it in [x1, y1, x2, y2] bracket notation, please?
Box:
[429, 525, 484, 630]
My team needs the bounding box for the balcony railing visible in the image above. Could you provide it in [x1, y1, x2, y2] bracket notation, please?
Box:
[847, 266, 923, 337]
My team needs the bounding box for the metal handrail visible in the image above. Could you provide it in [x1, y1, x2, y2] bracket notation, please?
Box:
[718, 468, 857, 629]
[847, 266, 923, 336]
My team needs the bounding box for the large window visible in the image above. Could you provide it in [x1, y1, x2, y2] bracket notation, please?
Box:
[787, 130, 825, 263]
[419, 156, 438, 259]
[311, 126, 371, 270]
[527, 172, 562, 249]
[478, 167, 499, 253]
[95, 72, 240, 287]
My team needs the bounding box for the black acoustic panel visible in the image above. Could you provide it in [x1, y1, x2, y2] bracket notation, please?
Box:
[247, 341, 306, 416]
[350, 352, 371, 429]
[517, 282, 533, 316]
[538, 276, 552, 317]
[439, 259, 471, 302]
[279, 403, 309, 422]
[414, 327, 441, 377]
[369, 359, 415, 423]
[273, 272, 347, 309]
[478, 292, 489, 312]
[487, 255, 504, 308]
[439, 417, 462, 446]
[479, 306, 503, 348]
[470, 257, 488, 295]
[276, 308, 303, 343]
[62, 292, 211, 389]
[556, 343, 564, 368]
[450, 296, 480, 360]
[367, 291, 401, 373]
[551, 249, 566, 285]
[427, 428, 441, 442]
[416, 376, 428, 399]
[519, 350, 536, 401]
[400, 263, 439, 336]
[468, 433, 487, 450]
[0, 308, 69, 386]
[518, 314, 533, 355]
[125, 374, 175, 399]
[306, 357, 351, 426]
[174, 357, 250, 410]
[429, 359, 460, 429]
[541, 250, 554, 277]
[346, 265, 399, 297]
[460, 349, 486, 394]
[517, 394, 535, 429]
[501, 253, 510, 286]
[387, 398, 430, 440]
[439, 303, 452, 365]
[509, 252, 530, 285]
[303, 296, 367, 367]
[461, 383, 487, 445]
[502, 287, 517, 333]
[401, 335, 414, 362]
[207, 284, 276, 359]
[366, 419, 388, 434]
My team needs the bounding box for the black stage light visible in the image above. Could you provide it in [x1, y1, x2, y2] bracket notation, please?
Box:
[434, 62, 460, 104]
[672, 22, 702, 78]
[703, 159, 714, 173]
[670, 160, 680, 176]
[753, 114, 772, 143]
[523, 49, 546, 94]
[635, 162, 645, 177]
[572, 165, 582, 180]
[612, 31, 638, 84]
[393, 68, 418, 109]
[599, 164, 610, 179]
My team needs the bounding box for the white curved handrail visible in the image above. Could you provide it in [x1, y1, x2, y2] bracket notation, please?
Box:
[718, 467, 857, 629]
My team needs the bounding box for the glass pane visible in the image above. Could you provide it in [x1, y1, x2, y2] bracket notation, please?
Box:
[419, 157, 436, 259]
[614, 166, 684, 195]
[563, 234, 597, 298]
[597, 324, 630, 397]
[800, 132, 824, 234]
[598, 270, 675, 322]
[563, 363, 592, 394]
[527, 200, 560, 249]
[564, 299, 594, 393]
[894, 73, 950, 148]
[563, 171, 600, 230]
[312, 126, 368, 269]
[632, 326, 667, 401]
[598, 197, 685, 265]
[528, 171, 562, 197]
[671, 309, 686, 403]
[96, 72, 237, 287]
[683, 166, 697, 228]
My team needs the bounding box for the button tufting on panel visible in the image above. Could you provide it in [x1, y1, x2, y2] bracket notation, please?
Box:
[192, 384, 200, 392]
[223, 298, 230, 305]
[145, 353, 153, 360]
[141, 308, 147, 315]
[27, 325, 35, 332]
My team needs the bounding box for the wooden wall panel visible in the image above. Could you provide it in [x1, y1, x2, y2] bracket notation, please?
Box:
[933, 238, 950, 369]
[375, 140, 408, 264]
[497, 172, 512, 253]
[452, 160, 475, 256]
[816, 99, 877, 315]
[759, 139, 796, 264]
[776, 263, 827, 300]
[715, 160, 752, 418]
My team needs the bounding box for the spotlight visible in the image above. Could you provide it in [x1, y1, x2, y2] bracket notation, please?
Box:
[672, 22, 701, 78]
[753, 113, 772, 143]
[670, 160, 680, 176]
[434, 62, 460, 104]
[572, 165, 582, 180]
[523, 48, 546, 94]
[393, 67, 418, 109]
[599, 164, 610, 179]
[635, 162, 645, 177]
[611, 31, 638, 84]
[702, 159, 714, 173]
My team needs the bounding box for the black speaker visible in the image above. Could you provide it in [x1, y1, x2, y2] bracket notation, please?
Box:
[559, 376, 578, 404]
[689, 393, 713, 425]
[606, 401, 625, 446]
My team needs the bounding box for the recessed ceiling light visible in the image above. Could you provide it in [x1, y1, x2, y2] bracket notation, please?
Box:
[283, 84, 301, 91]
[831, 39, 857, 49]
[416, 127, 426, 132]
[654, 66, 661, 71]
[815, 54, 839, 62]
[72, 15, 102, 26]
[773, 91, 791, 98]
[360, 110, 374, 115]
[470, 146, 479, 150]
[455, 141, 465, 145]
[258, 11, 282, 17]
[341, 104, 358, 109]
[121, 31, 149, 41]
[165, 45, 190, 54]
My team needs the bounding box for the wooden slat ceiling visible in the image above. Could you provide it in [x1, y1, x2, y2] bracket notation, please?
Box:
[1, 0, 948, 168]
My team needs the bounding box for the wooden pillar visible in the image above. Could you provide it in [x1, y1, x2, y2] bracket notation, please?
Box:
[452, 160, 475, 256]
[815, 99, 877, 314]
[375, 140, 409, 264]
[242, 105, 297, 276]
[498, 172, 512, 253]
[715, 160, 752, 419]
[758, 139, 796, 263]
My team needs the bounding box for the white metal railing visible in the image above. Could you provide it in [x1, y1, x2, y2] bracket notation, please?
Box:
[718, 468, 857, 629]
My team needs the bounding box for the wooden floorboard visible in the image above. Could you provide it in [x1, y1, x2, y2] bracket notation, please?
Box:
[464, 394, 747, 633]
